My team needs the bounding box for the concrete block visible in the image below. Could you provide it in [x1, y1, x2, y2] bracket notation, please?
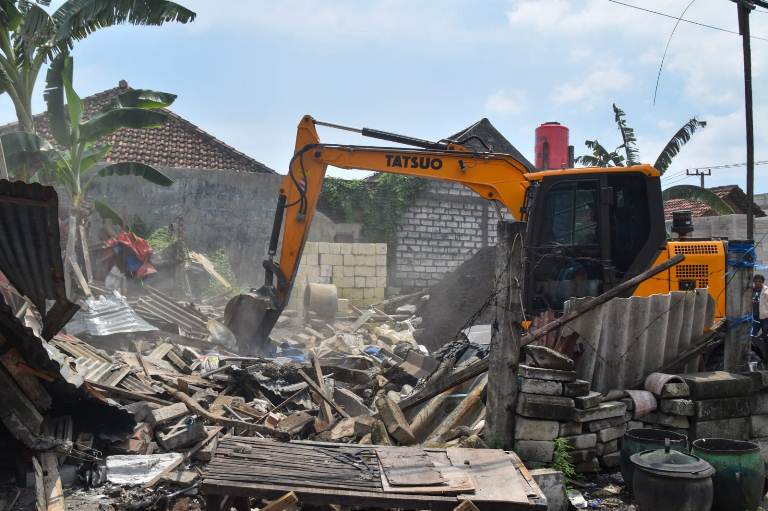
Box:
[600, 451, 621, 468]
[376, 265, 387, 276]
[355, 276, 366, 288]
[627, 421, 644, 431]
[519, 377, 563, 396]
[695, 396, 751, 420]
[514, 417, 560, 441]
[304, 242, 318, 255]
[374, 287, 385, 298]
[643, 412, 690, 429]
[682, 372, 752, 400]
[375, 244, 387, 255]
[346, 288, 364, 299]
[516, 393, 575, 421]
[562, 433, 597, 450]
[660, 399, 695, 416]
[691, 417, 749, 440]
[364, 287, 376, 299]
[574, 401, 626, 423]
[597, 424, 626, 443]
[518, 364, 576, 382]
[329, 243, 342, 254]
[563, 379, 590, 397]
[750, 415, 768, 438]
[365, 276, 378, 288]
[319, 265, 332, 277]
[574, 391, 602, 409]
[340, 243, 352, 255]
[356, 265, 375, 277]
[570, 448, 597, 464]
[559, 422, 583, 436]
[530, 468, 568, 511]
[343, 254, 356, 266]
[342, 265, 355, 277]
[360, 255, 376, 266]
[148, 402, 188, 427]
[157, 420, 206, 450]
[317, 242, 330, 254]
[376, 276, 387, 288]
[597, 439, 619, 456]
[751, 392, 768, 415]
[376, 255, 387, 266]
[515, 440, 554, 463]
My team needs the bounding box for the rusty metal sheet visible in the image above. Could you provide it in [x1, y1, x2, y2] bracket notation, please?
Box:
[0, 180, 78, 339]
[562, 289, 714, 393]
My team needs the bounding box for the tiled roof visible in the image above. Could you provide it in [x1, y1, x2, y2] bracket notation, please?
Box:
[2, 81, 274, 173]
[663, 198, 717, 219]
[709, 185, 765, 217]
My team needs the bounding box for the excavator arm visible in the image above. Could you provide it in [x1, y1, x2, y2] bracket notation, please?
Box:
[225, 115, 534, 354]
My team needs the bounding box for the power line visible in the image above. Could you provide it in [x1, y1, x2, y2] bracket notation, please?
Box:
[685, 160, 768, 172]
[607, 0, 768, 41]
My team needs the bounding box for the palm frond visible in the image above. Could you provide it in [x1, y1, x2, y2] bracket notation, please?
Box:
[612, 103, 640, 166]
[52, 0, 196, 50]
[654, 118, 707, 173]
[106, 88, 176, 110]
[43, 52, 72, 146]
[97, 161, 173, 186]
[79, 108, 167, 141]
[575, 155, 602, 167]
[0, 0, 23, 30]
[662, 184, 734, 215]
[93, 199, 126, 228]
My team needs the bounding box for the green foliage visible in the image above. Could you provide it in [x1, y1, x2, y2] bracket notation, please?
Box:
[613, 103, 640, 166]
[575, 139, 625, 168]
[147, 225, 176, 252]
[654, 118, 707, 173]
[318, 174, 427, 242]
[204, 248, 238, 296]
[552, 437, 576, 481]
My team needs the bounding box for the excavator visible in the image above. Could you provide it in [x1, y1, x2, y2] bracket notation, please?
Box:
[224, 115, 727, 354]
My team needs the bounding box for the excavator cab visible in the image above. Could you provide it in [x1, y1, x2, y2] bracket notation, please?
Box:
[524, 171, 667, 313]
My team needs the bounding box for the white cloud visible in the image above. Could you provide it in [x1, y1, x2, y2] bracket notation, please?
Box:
[553, 64, 632, 110]
[485, 89, 527, 115]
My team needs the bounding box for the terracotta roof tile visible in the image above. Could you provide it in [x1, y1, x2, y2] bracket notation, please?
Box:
[663, 198, 717, 219]
[2, 83, 274, 174]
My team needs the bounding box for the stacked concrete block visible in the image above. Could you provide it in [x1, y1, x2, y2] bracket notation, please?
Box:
[683, 372, 752, 441]
[289, 242, 388, 308]
[514, 345, 629, 472]
[747, 371, 768, 454]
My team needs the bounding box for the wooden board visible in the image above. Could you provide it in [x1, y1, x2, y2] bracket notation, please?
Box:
[447, 448, 532, 506]
[378, 450, 475, 495]
[376, 447, 444, 486]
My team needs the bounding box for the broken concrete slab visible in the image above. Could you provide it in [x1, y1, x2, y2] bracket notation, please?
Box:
[518, 377, 563, 396]
[691, 417, 749, 440]
[682, 372, 752, 400]
[562, 433, 597, 450]
[573, 401, 625, 423]
[515, 440, 555, 462]
[516, 393, 575, 421]
[585, 415, 626, 433]
[530, 468, 567, 511]
[514, 417, 560, 441]
[522, 345, 574, 371]
[157, 420, 206, 451]
[659, 399, 695, 416]
[518, 364, 576, 382]
[597, 424, 626, 443]
[574, 391, 602, 410]
[563, 379, 590, 397]
[695, 396, 751, 420]
[277, 412, 315, 436]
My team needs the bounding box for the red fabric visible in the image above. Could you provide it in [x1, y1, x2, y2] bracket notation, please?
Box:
[102, 232, 156, 278]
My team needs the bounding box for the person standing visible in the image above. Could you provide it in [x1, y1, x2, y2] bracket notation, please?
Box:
[753, 274, 768, 337]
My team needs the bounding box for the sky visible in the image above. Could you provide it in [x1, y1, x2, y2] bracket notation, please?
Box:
[1, 0, 767, 190]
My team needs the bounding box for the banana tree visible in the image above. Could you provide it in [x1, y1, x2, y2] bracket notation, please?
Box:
[575, 139, 626, 167]
[0, 0, 194, 134]
[45, 53, 175, 292]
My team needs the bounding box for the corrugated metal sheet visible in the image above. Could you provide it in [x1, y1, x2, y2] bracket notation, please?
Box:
[134, 285, 208, 339]
[561, 289, 714, 392]
[67, 291, 158, 336]
[0, 180, 79, 339]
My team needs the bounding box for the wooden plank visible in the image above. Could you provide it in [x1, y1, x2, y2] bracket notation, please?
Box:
[297, 369, 350, 418]
[33, 456, 45, 511]
[0, 348, 52, 411]
[447, 448, 531, 505]
[88, 381, 173, 406]
[376, 447, 444, 487]
[39, 452, 65, 511]
[261, 492, 299, 511]
[311, 353, 334, 425]
[378, 451, 474, 495]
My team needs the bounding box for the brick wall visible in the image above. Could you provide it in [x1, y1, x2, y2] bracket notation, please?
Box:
[289, 241, 388, 310]
[391, 180, 507, 291]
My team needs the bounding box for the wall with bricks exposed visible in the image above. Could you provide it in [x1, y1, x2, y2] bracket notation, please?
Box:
[288, 241, 388, 310]
[391, 180, 507, 292]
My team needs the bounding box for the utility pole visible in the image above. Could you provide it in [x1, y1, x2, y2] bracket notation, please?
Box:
[732, 0, 765, 240]
[686, 168, 711, 188]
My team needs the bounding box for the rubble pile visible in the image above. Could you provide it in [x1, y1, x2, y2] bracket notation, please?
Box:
[514, 345, 629, 473]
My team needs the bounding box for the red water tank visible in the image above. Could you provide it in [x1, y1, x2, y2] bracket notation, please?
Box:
[535, 122, 570, 170]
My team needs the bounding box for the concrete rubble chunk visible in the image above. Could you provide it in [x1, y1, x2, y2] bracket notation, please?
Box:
[573, 401, 625, 423]
[514, 417, 560, 441]
[661, 382, 690, 398]
[530, 468, 568, 511]
[563, 379, 590, 397]
[643, 412, 690, 429]
[518, 364, 576, 382]
[659, 399, 695, 416]
[516, 393, 575, 421]
[599, 451, 621, 468]
[147, 402, 189, 427]
[559, 422, 583, 436]
[519, 377, 563, 396]
[375, 396, 416, 445]
[597, 439, 619, 456]
[574, 391, 602, 410]
[627, 420, 644, 431]
[597, 424, 626, 443]
[695, 396, 751, 420]
[157, 420, 206, 451]
[691, 417, 749, 441]
[562, 433, 597, 450]
[682, 371, 752, 400]
[515, 440, 555, 463]
[522, 345, 574, 371]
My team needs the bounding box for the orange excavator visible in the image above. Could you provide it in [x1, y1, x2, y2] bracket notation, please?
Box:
[225, 115, 727, 354]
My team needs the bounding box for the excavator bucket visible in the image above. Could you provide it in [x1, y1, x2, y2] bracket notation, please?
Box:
[223, 290, 281, 355]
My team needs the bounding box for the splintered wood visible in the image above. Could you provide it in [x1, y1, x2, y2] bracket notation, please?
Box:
[201, 437, 547, 510]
